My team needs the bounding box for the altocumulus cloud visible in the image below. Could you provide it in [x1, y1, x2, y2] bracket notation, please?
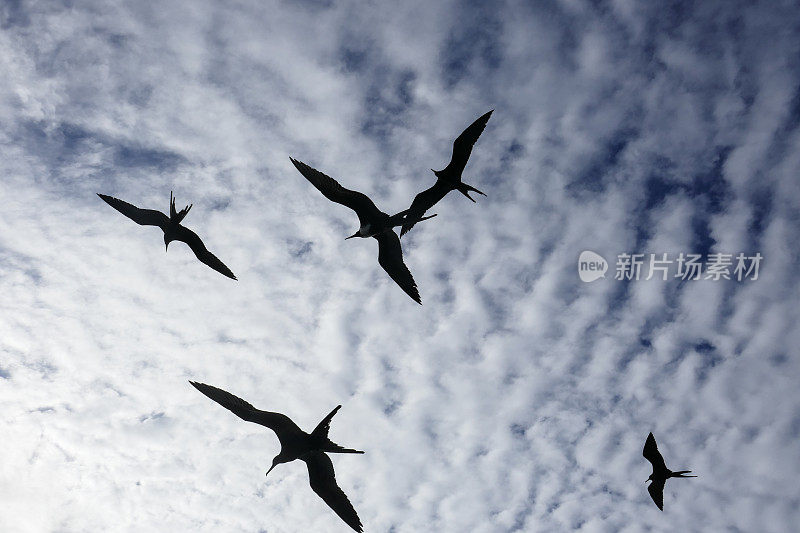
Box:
[1, 0, 799, 531]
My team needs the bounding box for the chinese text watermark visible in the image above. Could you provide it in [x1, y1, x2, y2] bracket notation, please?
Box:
[578, 251, 762, 282]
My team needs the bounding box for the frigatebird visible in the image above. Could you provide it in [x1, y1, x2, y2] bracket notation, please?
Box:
[189, 381, 364, 532]
[290, 157, 435, 304]
[400, 110, 493, 237]
[643, 432, 696, 510]
[97, 192, 236, 280]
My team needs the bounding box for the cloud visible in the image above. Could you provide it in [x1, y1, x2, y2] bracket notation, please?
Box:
[1, 0, 799, 532]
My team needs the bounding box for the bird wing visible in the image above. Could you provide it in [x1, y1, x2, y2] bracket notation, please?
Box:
[647, 477, 665, 511]
[97, 193, 169, 229]
[374, 230, 421, 304]
[399, 181, 450, 237]
[441, 110, 493, 176]
[303, 452, 363, 532]
[173, 225, 237, 280]
[189, 381, 304, 445]
[290, 157, 383, 225]
[643, 432, 667, 472]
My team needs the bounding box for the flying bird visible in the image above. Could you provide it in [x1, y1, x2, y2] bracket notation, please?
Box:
[189, 381, 364, 532]
[400, 109, 493, 237]
[290, 157, 435, 304]
[643, 432, 696, 510]
[97, 192, 236, 280]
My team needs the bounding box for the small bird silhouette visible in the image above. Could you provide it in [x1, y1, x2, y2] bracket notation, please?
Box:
[400, 110, 493, 237]
[97, 192, 236, 280]
[643, 432, 696, 510]
[189, 381, 364, 532]
[290, 157, 435, 304]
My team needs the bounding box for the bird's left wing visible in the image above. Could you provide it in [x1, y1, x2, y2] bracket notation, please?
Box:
[189, 381, 303, 440]
[97, 194, 170, 228]
[647, 477, 665, 511]
[643, 432, 667, 471]
[441, 110, 493, 176]
[375, 231, 421, 304]
[173, 225, 237, 280]
[290, 158, 383, 225]
[303, 452, 363, 533]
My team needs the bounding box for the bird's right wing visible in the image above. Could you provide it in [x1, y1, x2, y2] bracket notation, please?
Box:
[643, 432, 667, 471]
[290, 158, 383, 225]
[399, 181, 449, 237]
[647, 478, 665, 511]
[375, 231, 421, 304]
[303, 452, 363, 532]
[173, 226, 237, 280]
[98, 194, 170, 228]
[441, 110, 493, 176]
[189, 381, 303, 441]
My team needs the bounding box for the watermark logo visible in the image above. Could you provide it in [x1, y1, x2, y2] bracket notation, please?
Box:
[576, 252, 762, 282]
[578, 250, 608, 282]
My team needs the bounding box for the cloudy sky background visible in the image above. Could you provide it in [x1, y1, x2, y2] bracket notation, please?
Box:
[1, 0, 799, 531]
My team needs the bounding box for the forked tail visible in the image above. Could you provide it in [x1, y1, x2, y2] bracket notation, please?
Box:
[312, 405, 365, 454]
[169, 191, 192, 223]
[325, 442, 365, 454]
[398, 212, 438, 237]
[457, 182, 486, 202]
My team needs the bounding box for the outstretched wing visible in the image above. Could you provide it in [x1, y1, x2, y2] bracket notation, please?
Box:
[173, 225, 237, 280]
[441, 110, 493, 176]
[98, 194, 169, 228]
[189, 381, 304, 446]
[303, 452, 363, 532]
[290, 157, 383, 225]
[643, 432, 667, 472]
[399, 181, 450, 237]
[375, 231, 421, 304]
[647, 477, 665, 511]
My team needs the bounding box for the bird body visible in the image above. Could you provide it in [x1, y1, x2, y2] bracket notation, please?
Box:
[400, 109, 493, 237]
[97, 192, 237, 280]
[643, 432, 696, 510]
[189, 381, 364, 532]
[290, 157, 434, 304]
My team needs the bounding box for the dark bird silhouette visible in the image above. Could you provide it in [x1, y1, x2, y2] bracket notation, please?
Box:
[97, 192, 236, 280]
[643, 432, 696, 510]
[290, 157, 435, 304]
[400, 110, 493, 237]
[189, 381, 364, 532]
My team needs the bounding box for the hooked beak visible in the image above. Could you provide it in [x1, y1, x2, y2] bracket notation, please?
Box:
[165, 242, 169, 252]
[266, 463, 277, 477]
[345, 232, 359, 240]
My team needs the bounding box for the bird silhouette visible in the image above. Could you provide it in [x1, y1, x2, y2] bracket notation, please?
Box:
[97, 192, 236, 280]
[290, 157, 435, 304]
[189, 381, 364, 532]
[643, 432, 696, 510]
[400, 110, 493, 237]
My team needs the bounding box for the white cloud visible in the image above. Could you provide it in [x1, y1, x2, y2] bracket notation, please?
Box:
[1, 1, 799, 532]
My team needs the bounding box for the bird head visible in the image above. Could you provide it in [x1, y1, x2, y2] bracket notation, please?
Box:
[266, 456, 285, 477]
[163, 233, 172, 252]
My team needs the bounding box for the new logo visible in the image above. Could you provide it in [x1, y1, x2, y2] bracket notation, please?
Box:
[578, 250, 608, 282]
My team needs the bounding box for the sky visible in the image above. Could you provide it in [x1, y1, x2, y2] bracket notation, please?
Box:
[1, 0, 799, 531]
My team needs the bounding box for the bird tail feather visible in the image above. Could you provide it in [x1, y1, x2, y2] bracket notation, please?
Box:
[673, 471, 696, 477]
[457, 182, 486, 202]
[324, 441, 365, 454]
